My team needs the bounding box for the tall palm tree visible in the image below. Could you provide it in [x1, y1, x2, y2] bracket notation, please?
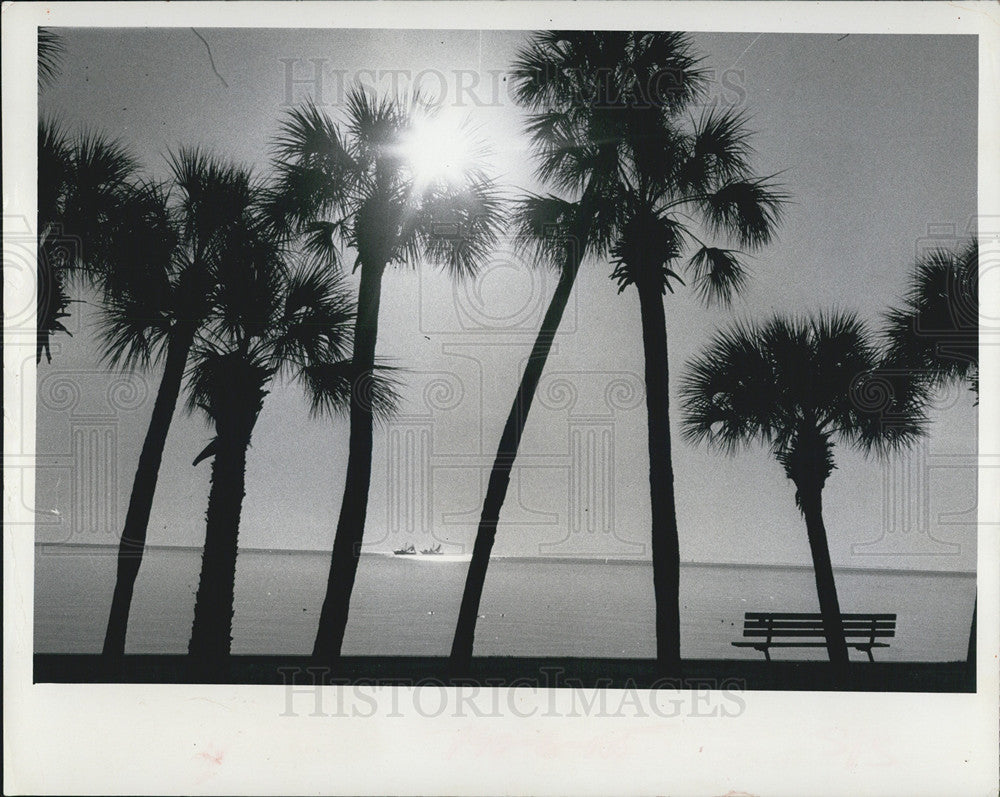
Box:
[268, 88, 504, 664]
[448, 194, 601, 672]
[610, 126, 785, 673]
[37, 120, 137, 363]
[100, 152, 272, 657]
[881, 239, 978, 667]
[681, 313, 927, 666]
[184, 188, 395, 679]
[450, 31, 784, 674]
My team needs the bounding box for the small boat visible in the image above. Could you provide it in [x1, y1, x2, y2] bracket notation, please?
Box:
[420, 543, 444, 555]
[393, 543, 417, 555]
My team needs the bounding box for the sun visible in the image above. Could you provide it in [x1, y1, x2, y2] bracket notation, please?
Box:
[400, 112, 474, 187]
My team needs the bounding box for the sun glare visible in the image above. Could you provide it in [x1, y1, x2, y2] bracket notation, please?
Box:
[401, 113, 473, 187]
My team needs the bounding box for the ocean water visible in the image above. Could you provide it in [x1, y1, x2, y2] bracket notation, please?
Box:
[34, 545, 976, 661]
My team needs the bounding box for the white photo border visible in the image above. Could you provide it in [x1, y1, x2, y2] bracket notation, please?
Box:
[4, 2, 998, 795]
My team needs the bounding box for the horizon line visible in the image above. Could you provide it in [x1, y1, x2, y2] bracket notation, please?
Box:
[33, 541, 976, 578]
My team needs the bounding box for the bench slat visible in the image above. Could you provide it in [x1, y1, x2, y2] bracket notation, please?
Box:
[743, 625, 896, 633]
[745, 612, 896, 620]
[741, 629, 895, 638]
[743, 625, 896, 635]
[742, 621, 895, 629]
[733, 642, 891, 649]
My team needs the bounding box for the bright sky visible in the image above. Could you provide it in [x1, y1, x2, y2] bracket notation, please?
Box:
[36, 28, 978, 571]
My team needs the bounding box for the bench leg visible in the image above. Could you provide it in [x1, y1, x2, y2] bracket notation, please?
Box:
[866, 649, 874, 663]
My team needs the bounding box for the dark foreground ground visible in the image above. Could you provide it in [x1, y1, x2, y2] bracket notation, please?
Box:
[34, 655, 975, 692]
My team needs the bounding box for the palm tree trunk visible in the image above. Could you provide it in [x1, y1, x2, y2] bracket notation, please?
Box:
[188, 424, 251, 682]
[313, 260, 386, 664]
[449, 231, 587, 673]
[966, 597, 976, 680]
[797, 485, 850, 666]
[636, 279, 682, 675]
[103, 329, 193, 657]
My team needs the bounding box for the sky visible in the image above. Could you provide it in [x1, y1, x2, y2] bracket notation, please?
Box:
[35, 28, 979, 571]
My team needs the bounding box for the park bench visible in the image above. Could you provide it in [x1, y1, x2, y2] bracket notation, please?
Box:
[732, 612, 897, 662]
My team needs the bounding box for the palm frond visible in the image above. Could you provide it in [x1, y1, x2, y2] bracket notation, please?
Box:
[38, 29, 65, 90]
[95, 281, 172, 371]
[271, 100, 352, 165]
[678, 107, 756, 192]
[300, 359, 402, 424]
[267, 161, 354, 239]
[686, 246, 749, 306]
[192, 438, 218, 467]
[522, 109, 594, 194]
[510, 193, 589, 270]
[207, 228, 286, 344]
[71, 130, 137, 193]
[96, 179, 176, 297]
[843, 363, 929, 456]
[272, 264, 355, 371]
[881, 240, 978, 390]
[58, 130, 139, 275]
[295, 219, 342, 270]
[269, 100, 357, 232]
[167, 147, 259, 250]
[511, 33, 597, 111]
[679, 317, 783, 454]
[701, 175, 787, 250]
[345, 85, 408, 169]
[407, 176, 507, 280]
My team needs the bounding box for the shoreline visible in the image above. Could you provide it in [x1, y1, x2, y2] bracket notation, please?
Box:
[34, 654, 975, 692]
[33, 542, 977, 578]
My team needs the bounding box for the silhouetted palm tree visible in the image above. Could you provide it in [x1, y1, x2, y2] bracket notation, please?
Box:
[184, 187, 395, 679]
[37, 120, 137, 363]
[100, 152, 269, 657]
[883, 240, 978, 395]
[269, 88, 504, 664]
[681, 313, 926, 666]
[452, 31, 784, 674]
[881, 239, 978, 668]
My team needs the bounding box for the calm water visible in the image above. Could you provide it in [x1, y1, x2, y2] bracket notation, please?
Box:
[34, 545, 976, 661]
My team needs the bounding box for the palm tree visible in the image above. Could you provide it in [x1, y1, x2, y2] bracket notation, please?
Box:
[681, 313, 927, 666]
[100, 152, 271, 657]
[268, 88, 504, 664]
[37, 120, 137, 363]
[881, 239, 978, 668]
[448, 194, 600, 672]
[883, 240, 978, 394]
[451, 31, 784, 674]
[183, 182, 396, 679]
